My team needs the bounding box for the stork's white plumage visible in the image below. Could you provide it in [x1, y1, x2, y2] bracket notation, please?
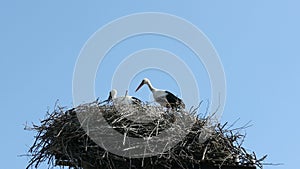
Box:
[107, 89, 141, 105]
[135, 78, 185, 109]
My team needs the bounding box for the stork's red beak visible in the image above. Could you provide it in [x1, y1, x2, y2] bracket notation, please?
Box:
[135, 81, 144, 92]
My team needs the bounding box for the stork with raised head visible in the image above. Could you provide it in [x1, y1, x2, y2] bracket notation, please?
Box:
[107, 89, 141, 105]
[135, 78, 185, 109]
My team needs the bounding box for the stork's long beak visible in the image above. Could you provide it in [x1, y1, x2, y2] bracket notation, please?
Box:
[107, 91, 112, 100]
[135, 81, 144, 92]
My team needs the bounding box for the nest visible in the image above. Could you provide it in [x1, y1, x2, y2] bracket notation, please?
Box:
[25, 101, 266, 169]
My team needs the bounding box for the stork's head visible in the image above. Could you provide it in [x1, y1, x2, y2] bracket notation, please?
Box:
[108, 89, 117, 100]
[135, 78, 150, 92]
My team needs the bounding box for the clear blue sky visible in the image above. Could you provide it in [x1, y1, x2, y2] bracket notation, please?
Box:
[1, 1, 299, 169]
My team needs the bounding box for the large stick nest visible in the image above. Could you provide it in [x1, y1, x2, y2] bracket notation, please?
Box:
[25, 101, 266, 169]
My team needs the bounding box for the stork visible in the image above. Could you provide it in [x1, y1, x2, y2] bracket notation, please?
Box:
[107, 89, 141, 105]
[135, 78, 185, 109]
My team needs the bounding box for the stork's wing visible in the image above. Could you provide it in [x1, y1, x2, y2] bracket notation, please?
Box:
[165, 91, 185, 109]
[131, 96, 142, 104]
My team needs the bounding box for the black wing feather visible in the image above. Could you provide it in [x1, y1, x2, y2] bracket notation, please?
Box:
[165, 91, 185, 109]
[131, 96, 142, 104]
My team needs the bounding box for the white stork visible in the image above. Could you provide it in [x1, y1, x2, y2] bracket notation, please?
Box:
[107, 89, 141, 105]
[135, 78, 185, 109]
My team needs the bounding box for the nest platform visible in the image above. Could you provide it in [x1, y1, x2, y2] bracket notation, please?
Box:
[25, 101, 266, 169]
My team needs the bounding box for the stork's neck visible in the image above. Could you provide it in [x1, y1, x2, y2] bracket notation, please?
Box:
[146, 81, 156, 92]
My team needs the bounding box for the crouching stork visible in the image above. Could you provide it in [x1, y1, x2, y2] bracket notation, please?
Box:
[107, 89, 141, 105]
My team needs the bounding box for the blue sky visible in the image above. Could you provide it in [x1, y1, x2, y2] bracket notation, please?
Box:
[1, 1, 299, 169]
